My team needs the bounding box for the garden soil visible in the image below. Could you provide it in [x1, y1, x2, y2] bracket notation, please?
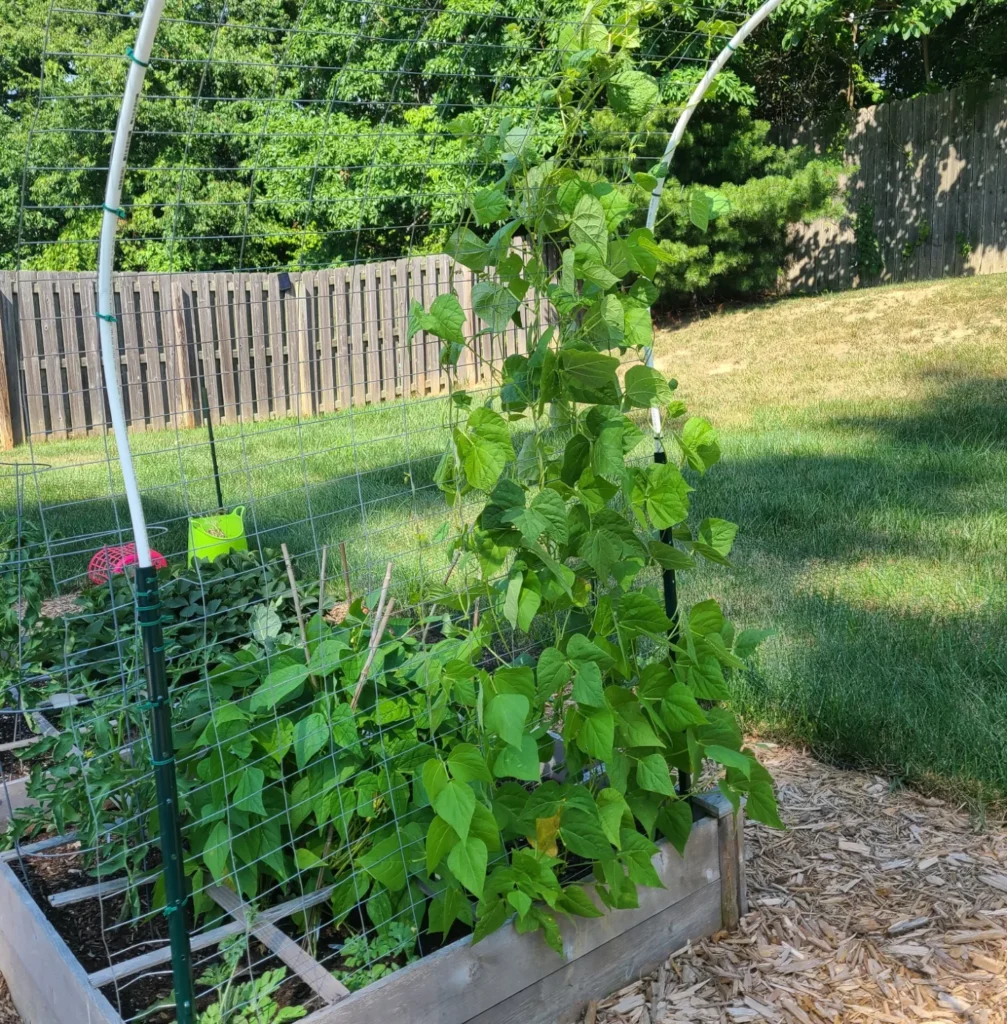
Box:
[3, 745, 1007, 1024]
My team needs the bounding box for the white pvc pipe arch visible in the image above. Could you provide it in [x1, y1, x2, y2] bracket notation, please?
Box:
[643, 0, 786, 440]
[96, 0, 167, 569]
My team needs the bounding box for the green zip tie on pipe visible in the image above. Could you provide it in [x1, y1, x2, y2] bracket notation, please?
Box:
[151, 755, 175, 766]
[102, 203, 127, 218]
[95, 311, 117, 323]
[126, 46, 149, 67]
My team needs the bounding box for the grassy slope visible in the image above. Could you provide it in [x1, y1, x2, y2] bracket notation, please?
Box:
[654, 275, 1007, 803]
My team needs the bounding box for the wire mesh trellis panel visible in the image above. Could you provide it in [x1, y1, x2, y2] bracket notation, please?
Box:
[0, 0, 781, 1022]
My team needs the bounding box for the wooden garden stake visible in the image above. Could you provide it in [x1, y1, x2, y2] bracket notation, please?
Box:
[281, 542, 308, 649]
[339, 540, 351, 602]
[207, 884, 349, 1003]
[0, 737, 38, 754]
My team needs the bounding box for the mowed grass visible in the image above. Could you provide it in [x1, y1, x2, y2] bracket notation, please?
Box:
[653, 275, 1007, 804]
[4, 393, 464, 594]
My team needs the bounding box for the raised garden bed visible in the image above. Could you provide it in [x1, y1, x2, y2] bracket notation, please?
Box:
[0, 708, 40, 828]
[0, 794, 744, 1024]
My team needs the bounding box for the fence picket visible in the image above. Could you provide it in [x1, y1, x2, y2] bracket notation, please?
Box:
[232, 272, 254, 421]
[193, 274, 222, 424]
[348, 265, 366, 407]
[213, 273, 237, 422]
[56, 280, 87, 435]
[169, 278, 196, 429]
[38, 281, 68, 438]
[408, 259, 426, 398]
[17, 280, 45, 440]
[393, 259, 410, 398]
[0, 276, 19, 447]
[295, 275, 313, 418]
[995, 84, 1007, 275]
[363, 262, 381, 404]
[247, 274, 270, 418]
[77, 277, 107, 431]
[266, 274, 287, 417]
[378, 263, 396, 402]
[316, 270, 336, 413]
[423, 256, 443, 395]
[333, 268, 351, 411]
[137, 276, 167, 430]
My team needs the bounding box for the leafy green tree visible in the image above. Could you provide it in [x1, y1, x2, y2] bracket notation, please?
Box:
[0, 0, 838, 302]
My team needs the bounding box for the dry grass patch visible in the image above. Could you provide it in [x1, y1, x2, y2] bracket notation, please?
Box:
[654, 277, 1007, 427]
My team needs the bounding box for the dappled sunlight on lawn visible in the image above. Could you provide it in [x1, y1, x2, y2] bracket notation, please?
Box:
[653, 274, 1007, 802]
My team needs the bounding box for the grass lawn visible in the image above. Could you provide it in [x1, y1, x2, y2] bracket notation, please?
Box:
[6, 272, 1007, 803]
[3, 393, 465, 594]
[654, 274, 1007, 805]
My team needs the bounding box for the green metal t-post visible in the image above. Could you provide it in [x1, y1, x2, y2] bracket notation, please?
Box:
[652, 446, 689, 795]
[136, 565, 196, 1024]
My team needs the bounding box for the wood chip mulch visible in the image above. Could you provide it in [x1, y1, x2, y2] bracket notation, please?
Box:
[0, 974, 19, 1024]
[592, 745, 1007, 1024]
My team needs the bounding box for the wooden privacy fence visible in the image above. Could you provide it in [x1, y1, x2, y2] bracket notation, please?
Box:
[0, 258, 537, 448]
[784, 78, 1007, 292]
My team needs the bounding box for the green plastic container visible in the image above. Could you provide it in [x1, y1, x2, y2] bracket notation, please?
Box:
[187, 506, 248, 566]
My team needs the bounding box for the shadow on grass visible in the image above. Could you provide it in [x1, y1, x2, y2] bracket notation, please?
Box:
[736, 590, 1007, 800]
[688, 362, 1007, 799]
[832, 364, 1007, 451]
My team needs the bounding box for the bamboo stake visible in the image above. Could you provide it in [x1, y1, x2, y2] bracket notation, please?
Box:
[281, 542, 308, 650]
[371, 560, 393, 623]
[339, 540, 351, 603]
[350, 597, 395, 710]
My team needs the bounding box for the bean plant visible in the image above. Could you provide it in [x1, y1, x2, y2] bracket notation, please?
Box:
[385, 6, 783, 951]
[3, 0, 782, 987]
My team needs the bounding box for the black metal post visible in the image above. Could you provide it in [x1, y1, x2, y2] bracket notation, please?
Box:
[654, 446, 690, 794]
[200, 381, 224, 512]
[136, 565, 195, 1023]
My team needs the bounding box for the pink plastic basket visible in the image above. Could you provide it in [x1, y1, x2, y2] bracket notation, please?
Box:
[88, 543, 167, 586]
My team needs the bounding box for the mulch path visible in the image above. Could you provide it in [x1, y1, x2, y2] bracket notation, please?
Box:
[0, 975, 19, 1024]
[3, 745, 1007, 1024]
[592, 745, 1007, 1024]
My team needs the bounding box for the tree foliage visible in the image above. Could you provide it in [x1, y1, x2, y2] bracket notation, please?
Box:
[1, 0, 842, 303]
[6, 0, 992, 299]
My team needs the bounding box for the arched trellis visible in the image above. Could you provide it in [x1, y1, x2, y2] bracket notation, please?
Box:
[14, 0, 789, 1017]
